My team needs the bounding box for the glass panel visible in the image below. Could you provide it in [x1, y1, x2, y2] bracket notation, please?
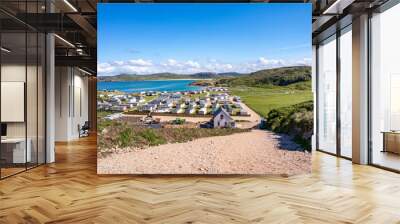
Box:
[339, 27, 352, 158]
[0, 1, 46, 178]
[38, 32, 45, 165]
[318, 35, 337, 154]
[26, 0, 39, 169]
[27, 30, 38, 169]
[1, 31, 27, 177]
[371, 3, 400, 171]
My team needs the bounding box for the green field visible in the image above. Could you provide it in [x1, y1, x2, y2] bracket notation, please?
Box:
[97, 110, 114, 119]
[230, 81, 312, 117]
[144, 95, 158, 102]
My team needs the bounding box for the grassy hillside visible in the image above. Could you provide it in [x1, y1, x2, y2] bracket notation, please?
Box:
[217, 66, 311, 87]
[225, 66, 313, 150]
[264, 101, 313, 151]
[98, 122, 249, 156]
[230, 81, 312, 117]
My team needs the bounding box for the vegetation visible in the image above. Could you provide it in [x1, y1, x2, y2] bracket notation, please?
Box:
[144, 95, 158, 102]
[220, 66, 313, 150]
[189, 92, 208, 100]
[171, 118, 186, 125]
[98, 121, 249, 156]
[189, 79, 215, 87]
[230, 81, 312, 117]
[263, 101, 313, 151]
[216, 66, 311, 87]
[97, 111, 114, 119]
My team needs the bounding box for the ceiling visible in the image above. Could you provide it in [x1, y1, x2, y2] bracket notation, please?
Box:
[1, 0, 393, 75]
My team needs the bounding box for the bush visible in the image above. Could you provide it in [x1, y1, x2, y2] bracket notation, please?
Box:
[117, 128, 136, 148]
[137, 129, 167, 146]
[265, 101, 313, 151]
[98, 122, 250, 157]
[172, 118, 186, 125]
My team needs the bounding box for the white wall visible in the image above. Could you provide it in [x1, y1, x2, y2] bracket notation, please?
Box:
[1, 63, 46, 164]
[213, 112, 231, 128]
[55, 67, 89, 141]
[55, 67, 70, 141]
[1, 65, 26, 139]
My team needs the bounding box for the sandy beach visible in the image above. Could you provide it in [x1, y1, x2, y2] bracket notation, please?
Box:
[98, 129, 311, 175]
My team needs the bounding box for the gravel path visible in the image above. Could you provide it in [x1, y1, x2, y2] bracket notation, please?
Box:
[97, 130, 311, 175]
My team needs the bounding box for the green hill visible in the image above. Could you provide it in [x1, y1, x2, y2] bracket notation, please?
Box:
[216, 66, 311, 87]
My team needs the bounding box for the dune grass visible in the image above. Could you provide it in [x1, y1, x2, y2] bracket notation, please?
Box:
[98, 122, 250, 156]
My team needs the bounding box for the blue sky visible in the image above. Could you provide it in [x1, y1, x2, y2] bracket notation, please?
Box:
[98, 3, 311, 76]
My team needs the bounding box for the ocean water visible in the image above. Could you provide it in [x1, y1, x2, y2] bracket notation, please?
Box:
[97, 80, 202, 93]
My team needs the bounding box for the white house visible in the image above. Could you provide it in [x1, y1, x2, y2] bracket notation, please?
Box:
[120, 103, 133, 109]
[154, 103, 169, 113]
[213, 108, 235, 128]
[140, 103, 157, 112]
[130, 96, 144, 103]
[186, 107, 196, 114]
[111, 105, 127, 112]
[199, 107, 208, 115]
[240, 109, 249, 116]
[199, 99, 210, 107]
[173, 107, 185, 114]
[109, 97, 121, 105]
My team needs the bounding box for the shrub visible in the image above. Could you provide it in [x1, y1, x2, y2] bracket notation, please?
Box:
[137, 129, 167, 146]
[98, 122, 250, 157]
[117, 128, 136, 148]
[265, 100, 313, 151]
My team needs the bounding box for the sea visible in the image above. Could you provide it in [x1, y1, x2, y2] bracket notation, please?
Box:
[97, 80, 202, 93]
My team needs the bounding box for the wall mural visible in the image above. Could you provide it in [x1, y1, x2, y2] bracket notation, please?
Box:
[97, 3, 313, 175]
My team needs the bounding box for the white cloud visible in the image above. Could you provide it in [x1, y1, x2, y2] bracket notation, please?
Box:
[258, 57, 284, 66]
[295, 58, 312, 66]
[185, 60, 201, 68]
[98, 57, 311, 76]
[98, 63, 115, 73]
[128, 59, 152, 67]
[112, 61, 124, 66]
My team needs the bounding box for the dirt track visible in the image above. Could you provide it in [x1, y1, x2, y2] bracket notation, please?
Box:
[97, 130, 311, 175]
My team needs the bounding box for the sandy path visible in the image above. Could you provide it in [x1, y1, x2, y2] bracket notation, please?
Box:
[232, 100, 261, 128]
[97, 130, 311, 175]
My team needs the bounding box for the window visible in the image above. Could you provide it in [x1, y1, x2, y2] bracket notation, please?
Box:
[340, 26, 352, 158]
[0, 2, 47, 179]
[317, 35, 337, 154]
[370, 3, 400, 171]
[220, 114, 224, 120]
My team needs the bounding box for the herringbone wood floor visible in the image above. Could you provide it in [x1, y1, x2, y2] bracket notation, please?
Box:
[1, 135, 400, 224]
